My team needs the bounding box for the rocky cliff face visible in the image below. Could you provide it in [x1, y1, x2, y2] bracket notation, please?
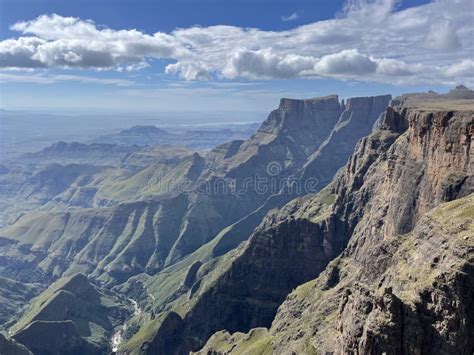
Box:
[196, 88, 474, 354]
[300, 94, 391, 186]
[265, 194, 474, 355]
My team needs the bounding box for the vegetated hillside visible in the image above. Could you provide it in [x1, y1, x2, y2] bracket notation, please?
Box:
[0, 93, 391, 353]
[0, 277, 41, 328]
[0, 143, 193, 225]
[196, 86, 474, 355]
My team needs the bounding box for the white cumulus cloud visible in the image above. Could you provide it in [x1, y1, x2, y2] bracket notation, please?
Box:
[313, 49, 377, 75]
[222, 49, 317, 79]
[445, 59, 474, 77]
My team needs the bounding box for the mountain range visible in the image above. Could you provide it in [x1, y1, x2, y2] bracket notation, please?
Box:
[0, 86, 472, 354]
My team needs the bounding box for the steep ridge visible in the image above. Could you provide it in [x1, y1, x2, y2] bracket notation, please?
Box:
[0, 196, 190, 284]
[207, 94, 392, 259]
[197, 87, 474, 354]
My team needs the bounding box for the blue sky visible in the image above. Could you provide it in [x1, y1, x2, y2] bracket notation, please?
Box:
[0, 0, 472, 115]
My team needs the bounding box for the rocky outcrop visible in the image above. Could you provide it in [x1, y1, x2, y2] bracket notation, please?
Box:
[196, 89, 474, 354]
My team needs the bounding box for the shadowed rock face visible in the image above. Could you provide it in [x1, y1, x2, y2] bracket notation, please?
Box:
[196, 89, 474, 355]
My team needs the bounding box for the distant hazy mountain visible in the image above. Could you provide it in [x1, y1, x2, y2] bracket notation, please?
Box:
[91, 123, 259, 150]
[0, 109, 261, 161]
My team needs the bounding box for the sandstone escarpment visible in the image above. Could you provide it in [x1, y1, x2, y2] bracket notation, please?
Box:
[197, 90, 474, 355]
[266, 97, 473, 354]
[337, 105, 473, 261]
